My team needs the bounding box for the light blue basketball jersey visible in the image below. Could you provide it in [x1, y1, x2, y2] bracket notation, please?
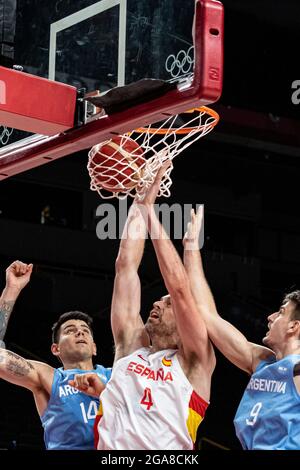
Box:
[41, 365, 111, 450]
[234, 354, 300, 449]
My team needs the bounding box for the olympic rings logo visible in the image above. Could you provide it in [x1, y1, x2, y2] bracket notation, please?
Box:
[165, 46, 194, 78]
[0, 126, 13, 146]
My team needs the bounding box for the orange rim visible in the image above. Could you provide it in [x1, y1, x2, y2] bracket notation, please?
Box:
[133, 106, 219, 135]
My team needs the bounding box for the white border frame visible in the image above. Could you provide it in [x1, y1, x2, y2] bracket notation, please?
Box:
[48, 0, 127, 86]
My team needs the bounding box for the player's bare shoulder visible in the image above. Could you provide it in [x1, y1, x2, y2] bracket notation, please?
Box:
[250, 342, 275, 372]
[177, 344, 215, 403]
[29, 360, 55, 393]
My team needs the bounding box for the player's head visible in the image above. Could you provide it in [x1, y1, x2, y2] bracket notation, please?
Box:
[51, 311, 97, 364]
[145, 294, 179, 347]
[263, 290, 300, 349]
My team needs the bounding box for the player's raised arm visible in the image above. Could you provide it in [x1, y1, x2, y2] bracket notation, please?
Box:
[111, 201, 150, 362]
[183, 207, 273, 373]
[138, 164, 214, 372]
[0, 261, 33, 345]
[0, 348, 52, 392]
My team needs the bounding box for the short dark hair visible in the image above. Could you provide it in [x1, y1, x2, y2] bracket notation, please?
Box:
[283, 290, 300, 320]
[51, 311, 94, 343]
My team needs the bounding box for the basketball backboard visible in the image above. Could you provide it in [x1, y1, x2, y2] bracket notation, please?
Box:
[1, 0, 195, 145]
[0, 0, 223, 178]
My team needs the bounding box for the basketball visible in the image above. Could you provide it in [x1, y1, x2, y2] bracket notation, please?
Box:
[88, 135, 145, 193]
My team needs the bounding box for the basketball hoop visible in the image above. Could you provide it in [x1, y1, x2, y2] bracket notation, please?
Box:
[87, 106, 219, 200]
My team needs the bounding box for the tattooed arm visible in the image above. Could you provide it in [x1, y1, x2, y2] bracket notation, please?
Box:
[0, 349, 53, 391]
[0, 261, 33, 346]
[0, 348, 54, 415]
[0, 262, 55, 416]
[0, 301, 15, 347]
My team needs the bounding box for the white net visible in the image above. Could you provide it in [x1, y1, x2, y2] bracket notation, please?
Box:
[87, 106, 219, 200]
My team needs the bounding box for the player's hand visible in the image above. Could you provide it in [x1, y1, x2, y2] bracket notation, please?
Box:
[5, 261, 33, 292]
[139, 160, 172, 206]
[69, 372, 105, 398]
[183, 206, 204, 251]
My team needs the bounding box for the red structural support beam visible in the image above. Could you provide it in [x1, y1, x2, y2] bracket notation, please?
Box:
[0, 66, 77, 135]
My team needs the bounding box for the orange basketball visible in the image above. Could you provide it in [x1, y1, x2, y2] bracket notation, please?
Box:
[88, 135, 145, 192]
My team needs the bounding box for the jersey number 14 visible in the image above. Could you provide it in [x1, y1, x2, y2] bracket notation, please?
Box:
[80, 400, 98, 423]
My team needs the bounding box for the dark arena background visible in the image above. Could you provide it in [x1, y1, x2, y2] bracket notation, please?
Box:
[0, 0, 300, 451]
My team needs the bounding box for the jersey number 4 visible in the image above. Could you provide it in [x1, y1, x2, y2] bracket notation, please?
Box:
[140, 387, 154, 410]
